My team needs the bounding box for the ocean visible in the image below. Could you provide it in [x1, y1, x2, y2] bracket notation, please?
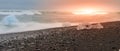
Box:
[0, 14, 79, 34]
[0, 12, 119, 34]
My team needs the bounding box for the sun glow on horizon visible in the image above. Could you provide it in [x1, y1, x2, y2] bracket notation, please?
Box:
[73, 9, 108, 15]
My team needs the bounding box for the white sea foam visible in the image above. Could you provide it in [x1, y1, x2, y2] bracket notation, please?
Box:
[0, 22, 64, 34]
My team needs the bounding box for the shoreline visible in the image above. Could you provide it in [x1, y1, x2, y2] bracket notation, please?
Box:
[0, 21, 120, 51]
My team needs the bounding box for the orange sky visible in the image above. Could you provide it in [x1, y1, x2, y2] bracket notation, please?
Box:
[37, 0, 120, 12]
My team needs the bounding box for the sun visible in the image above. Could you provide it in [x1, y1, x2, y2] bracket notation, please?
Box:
[74, 9, 96, 15]
[73, 9, 108, 15]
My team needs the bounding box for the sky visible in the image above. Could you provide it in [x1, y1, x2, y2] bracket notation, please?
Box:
[0, 0, 120, 11]
[36, 0, 120, 11]
[0, 0, 35, 10]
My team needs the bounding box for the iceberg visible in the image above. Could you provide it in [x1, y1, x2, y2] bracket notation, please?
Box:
[1, 15, 19, 26]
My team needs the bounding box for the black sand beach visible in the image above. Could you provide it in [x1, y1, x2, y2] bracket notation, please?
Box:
[0, 21, 120, 51]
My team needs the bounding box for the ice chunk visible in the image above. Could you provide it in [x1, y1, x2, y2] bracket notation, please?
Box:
[1, 15, 19, 26]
